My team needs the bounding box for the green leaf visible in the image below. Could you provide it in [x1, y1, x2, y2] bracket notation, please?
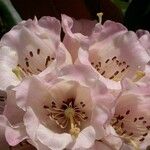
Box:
[0, 0, 22, 37]
[111, 0, 131, 14]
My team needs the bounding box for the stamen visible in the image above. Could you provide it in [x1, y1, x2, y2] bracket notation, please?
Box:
[90, 56, 130, 81]
[133, 71, 145, 82]
[29, 51, 33, 57]
[43, 98, 88, 138]
[12, 66, 25, 80]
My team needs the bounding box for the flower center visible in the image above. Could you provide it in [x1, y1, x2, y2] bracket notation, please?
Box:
[111, 110, 150, 149]
[90, 56, 145, 82]
[43, 98, 88, 138]
[15, 48, 55, 75]
[90, 56, 130, 81]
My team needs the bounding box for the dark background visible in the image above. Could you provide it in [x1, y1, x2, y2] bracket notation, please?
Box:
[10, 0, 123, 21]
[1, 0, 150, 38]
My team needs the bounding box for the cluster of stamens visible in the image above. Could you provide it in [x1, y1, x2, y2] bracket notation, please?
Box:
[91, 56, 130, 81]
[43, 98, 88, 137]
[111, 109, 150, 149]
[12, 48, 55, 78]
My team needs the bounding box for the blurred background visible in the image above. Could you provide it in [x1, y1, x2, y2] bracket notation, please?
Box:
[1, 0, 150, 38]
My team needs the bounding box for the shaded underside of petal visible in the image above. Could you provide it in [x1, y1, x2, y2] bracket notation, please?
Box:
[0, 115, 27, 146]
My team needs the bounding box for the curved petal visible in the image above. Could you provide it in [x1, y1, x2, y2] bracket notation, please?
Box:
[0, 46, 19, 90]
[136, 30, 150, 56]
[37, 124, 72, 150]
[72, 126, 95, 149]
[3, 90, 24, 125]
[23, 107, 39, 140]
[62, 14, 96, 61]
[89, 31, 150, 82]
[0, 115, 27, 146]
[77, 48, 121, 90]
[91, 20, 127, 44]
[113, 78, 150, 149]
[1, 17, 61, 75]
[59, 64, 99, 87]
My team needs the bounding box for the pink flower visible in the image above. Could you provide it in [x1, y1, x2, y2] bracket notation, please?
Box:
[100, 75, 150, 150]
[0, 16, 72, 90]
[0, 64, 115, 150]
[62, 15, 150, 90]
[61, 14, 97, 62]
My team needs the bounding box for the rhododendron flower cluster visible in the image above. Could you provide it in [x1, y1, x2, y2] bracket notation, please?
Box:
[0, 14, 150, 150]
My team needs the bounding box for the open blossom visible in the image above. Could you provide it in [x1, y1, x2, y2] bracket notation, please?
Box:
[0, 64, 115, 150]
[0, 16, 72, 90]
[62, 15, 150, 90]
[99, 75, 150, 150]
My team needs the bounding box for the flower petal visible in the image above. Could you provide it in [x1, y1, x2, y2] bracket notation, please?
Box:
[0, 115, 27, 146]
[0, 46, 19, 90]
[72, 126, 95, 149]
[62, 14, 96, 61]
[1, 17, 61, 75]
[89, 31, 150, 81]
[37, 124, 72, 150]
[3, 90, 24, 125]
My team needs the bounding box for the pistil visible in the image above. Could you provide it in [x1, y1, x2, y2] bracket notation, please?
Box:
[65, 107, 80, 138]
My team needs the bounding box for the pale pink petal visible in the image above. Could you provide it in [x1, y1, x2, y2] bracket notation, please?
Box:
[23, 107, 39, 140]
[62, 14, 96, 61]
[1, 17, 61, 75]
[77, 48, 121, 90]
[91, 81, 116, 139]
[112, 78, 150, 149]
[59, 64, 99, 87]
[37, 42, 72, 79]
[14, 76, 50, 111]
[91, 107, 109, 139]
[49, 81, 78, 106]
[72, 126, 95, 149]
[91, 20, 127, 43]
[56, 42, 72, 67]
[89, 31, 150, 82]
[0, 46, 19, 90]
[37, 124, 72, 150]
[3, 90, 24, 125]
[75, 85, 93, 129]
[105, 125, 123, 150]
[0, 115, 27, 146]
[136, 30, 150, 56]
